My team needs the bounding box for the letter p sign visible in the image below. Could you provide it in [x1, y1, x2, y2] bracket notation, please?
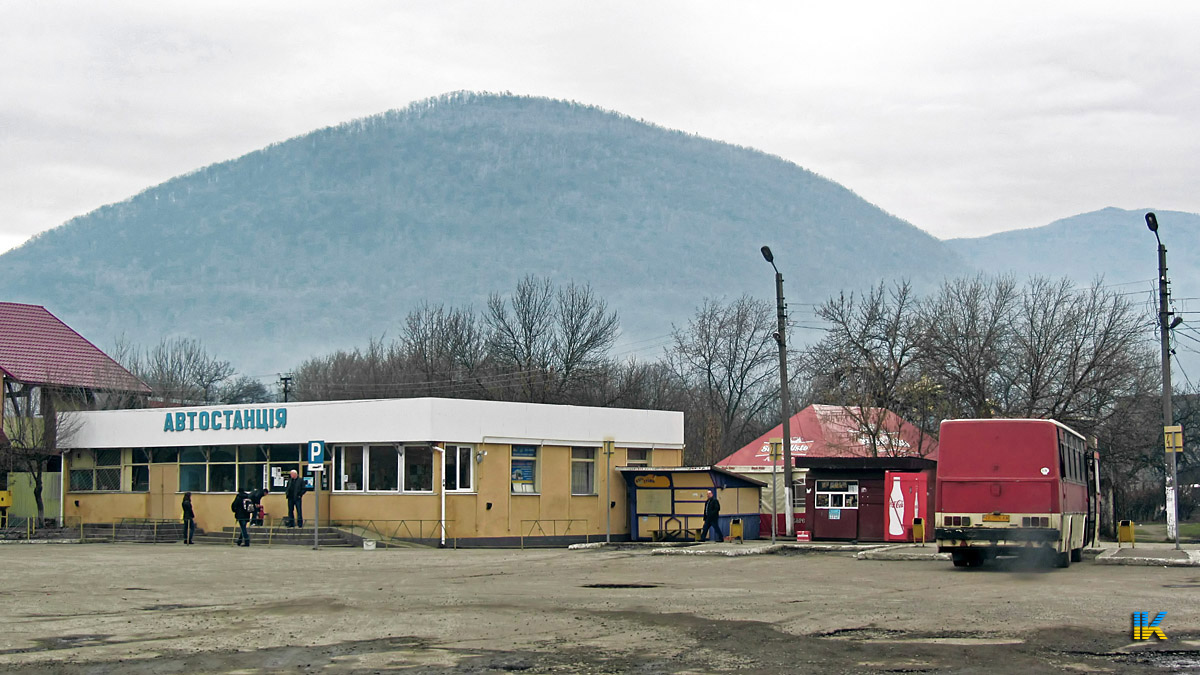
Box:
[308, 441, 326, 465]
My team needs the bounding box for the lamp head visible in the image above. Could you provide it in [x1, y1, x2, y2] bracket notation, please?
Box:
[1146, 212, 1159, 232]
[760, 246, 774, 263]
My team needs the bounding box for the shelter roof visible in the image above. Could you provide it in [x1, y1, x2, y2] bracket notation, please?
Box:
[716, 404, 937, 470]
[0, 303, 149, 393]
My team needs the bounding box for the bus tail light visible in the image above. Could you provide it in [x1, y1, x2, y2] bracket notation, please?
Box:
[944, 516, 952, 526]
[1022, 517, 1031, 527]
[961, 516, 971, 526]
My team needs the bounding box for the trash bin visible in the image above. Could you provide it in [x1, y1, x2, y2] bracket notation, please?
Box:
[1118, 520, 1135, 548]
[911, 517, 925, 545]
[728, 518, 744, 544]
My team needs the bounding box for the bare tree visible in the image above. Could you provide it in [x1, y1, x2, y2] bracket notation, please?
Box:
[805, 281, 935, 456]
[485, 276, 619, 403]
[1, 385, 81, 526]
[666, 296, 778, 465]
[917, 274, 1020, 417]
[124, 337, 236, 404]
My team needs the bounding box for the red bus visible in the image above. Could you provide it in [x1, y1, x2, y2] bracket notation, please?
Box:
[935, 418, 1100, 568]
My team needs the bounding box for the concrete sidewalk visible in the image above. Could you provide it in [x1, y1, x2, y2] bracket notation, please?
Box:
[571, 539, 1200, 565]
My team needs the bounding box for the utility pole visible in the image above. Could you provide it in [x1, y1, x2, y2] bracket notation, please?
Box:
[761, 246, 794, 536]
[280, 374, 293, 403]
[1147, 212, 1181, 550]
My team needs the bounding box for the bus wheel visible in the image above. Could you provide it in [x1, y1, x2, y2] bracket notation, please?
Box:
[952, 552, 970, 567]
[1070, 548, 1083, 563]
[1055, 549, 1071, 568]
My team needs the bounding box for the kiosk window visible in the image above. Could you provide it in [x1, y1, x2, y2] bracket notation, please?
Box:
[814, 480, 859, 510]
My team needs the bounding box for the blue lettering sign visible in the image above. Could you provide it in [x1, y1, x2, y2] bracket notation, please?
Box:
[160, 407, 291, 433]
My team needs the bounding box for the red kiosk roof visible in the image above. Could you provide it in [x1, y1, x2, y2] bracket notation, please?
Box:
[716, 404, 937, 469]
[0, 302, 149, 393]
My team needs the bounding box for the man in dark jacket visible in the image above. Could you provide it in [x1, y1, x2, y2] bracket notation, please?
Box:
[231, 489, 252, 547]
[285, 470, 306, 528]
[249, 486, 269, 526]
[700, 489, 722, 543]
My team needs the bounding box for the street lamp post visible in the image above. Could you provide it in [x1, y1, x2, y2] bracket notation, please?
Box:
[1147, 212, 1181, 550]
[761, 246, 794, 536]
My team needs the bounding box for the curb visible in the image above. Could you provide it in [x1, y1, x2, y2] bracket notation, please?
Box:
[1095, 549, 1200, 567]
[856, 544, 948, 561]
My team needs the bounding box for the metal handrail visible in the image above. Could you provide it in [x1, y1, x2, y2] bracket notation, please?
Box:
[519, 519, 589, 549]
[331, 519, 457, 547]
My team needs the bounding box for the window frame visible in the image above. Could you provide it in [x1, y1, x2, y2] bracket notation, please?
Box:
[511, 445, 539, 494]
[626, 448, 650, 467]
[814, 480, 859, 510]
[571, 447, 597, 495]
[444, 444, 475, 493]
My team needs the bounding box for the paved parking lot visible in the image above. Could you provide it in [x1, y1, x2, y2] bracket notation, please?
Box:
[2, 543, 1197, 673]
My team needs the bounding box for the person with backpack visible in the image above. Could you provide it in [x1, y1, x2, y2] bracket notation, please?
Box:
[231, 488, 253, 547]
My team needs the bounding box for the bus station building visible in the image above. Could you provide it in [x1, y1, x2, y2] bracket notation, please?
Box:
[59, 397, 684, 546]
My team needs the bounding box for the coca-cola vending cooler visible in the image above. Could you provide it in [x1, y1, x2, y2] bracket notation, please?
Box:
[884, 471, 928, 542]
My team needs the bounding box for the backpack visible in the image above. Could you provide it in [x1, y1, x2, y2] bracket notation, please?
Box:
[241, 496, 254, 518]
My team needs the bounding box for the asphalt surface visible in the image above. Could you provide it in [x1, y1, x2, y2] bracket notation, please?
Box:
[2, 541, 1197, 673]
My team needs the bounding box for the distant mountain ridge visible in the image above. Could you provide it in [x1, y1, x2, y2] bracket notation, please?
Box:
[0, 92, 967, 372]
[946, 207, 1200, 305]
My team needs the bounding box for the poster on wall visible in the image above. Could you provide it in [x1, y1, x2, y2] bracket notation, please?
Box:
[511, 459, 536, 493]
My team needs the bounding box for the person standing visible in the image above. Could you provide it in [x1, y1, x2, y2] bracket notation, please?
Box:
[700, 489, 723, 543]
[181, 492, 196, 545]
[285, 470, 306, 528]
[231, 489, 252, 547]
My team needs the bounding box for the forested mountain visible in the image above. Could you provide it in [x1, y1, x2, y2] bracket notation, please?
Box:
[946, 207, 1200, 298]
[0, 92, 966, 373]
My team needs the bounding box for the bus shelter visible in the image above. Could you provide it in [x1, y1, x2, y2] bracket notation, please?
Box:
[617, 466, 763, 541]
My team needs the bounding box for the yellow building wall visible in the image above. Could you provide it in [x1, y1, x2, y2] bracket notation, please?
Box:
[61, 440, 680, 542]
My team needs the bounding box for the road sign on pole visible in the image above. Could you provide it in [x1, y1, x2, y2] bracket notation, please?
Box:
[309, 441, 325, 549]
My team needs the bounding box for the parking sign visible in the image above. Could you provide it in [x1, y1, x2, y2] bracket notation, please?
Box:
[308, 440, 325, 464]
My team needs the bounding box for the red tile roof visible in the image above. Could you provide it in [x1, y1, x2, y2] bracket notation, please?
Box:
[0, 303, 150, 393]
[716, 404, 938, 469]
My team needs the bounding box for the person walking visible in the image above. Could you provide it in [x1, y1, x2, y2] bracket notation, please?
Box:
[231, 489, 252, 547]
[700, 489, 723, 543]
[285, 470, 306, 528]
[181, 492, 196, 545]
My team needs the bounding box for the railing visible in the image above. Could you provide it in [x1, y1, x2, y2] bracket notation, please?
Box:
[0, 515, 86, 542]
[331, 519, 456, 548]
[519, 519, 589, 549]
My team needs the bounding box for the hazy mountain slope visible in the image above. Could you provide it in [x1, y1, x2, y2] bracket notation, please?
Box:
[946, 207, 1200, 298]
[0, 92, 967, 373]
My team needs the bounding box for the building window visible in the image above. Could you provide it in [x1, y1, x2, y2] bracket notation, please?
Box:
[814, 480, 859, 509]
[511, 445, 538, 493]
[445, 445, 474, 492]
[179, 464, 207, 492]
[404, 445, 434, 492]
[334, 445, 366, 491]
[571, 448, 596, 495]
[792, 478, 806, 510]
[166, 444, 303, 493]
[130, 448, 150, 493]
[626, 448, 650, 467]
[368, 445, 399, 491]
[70, 448, 122, 492]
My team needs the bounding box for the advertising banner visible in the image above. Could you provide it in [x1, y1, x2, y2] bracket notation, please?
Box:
[884, 472, 927, 542]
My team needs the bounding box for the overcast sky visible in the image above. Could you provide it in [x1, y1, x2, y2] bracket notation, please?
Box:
[3, 2, 1197, 254]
